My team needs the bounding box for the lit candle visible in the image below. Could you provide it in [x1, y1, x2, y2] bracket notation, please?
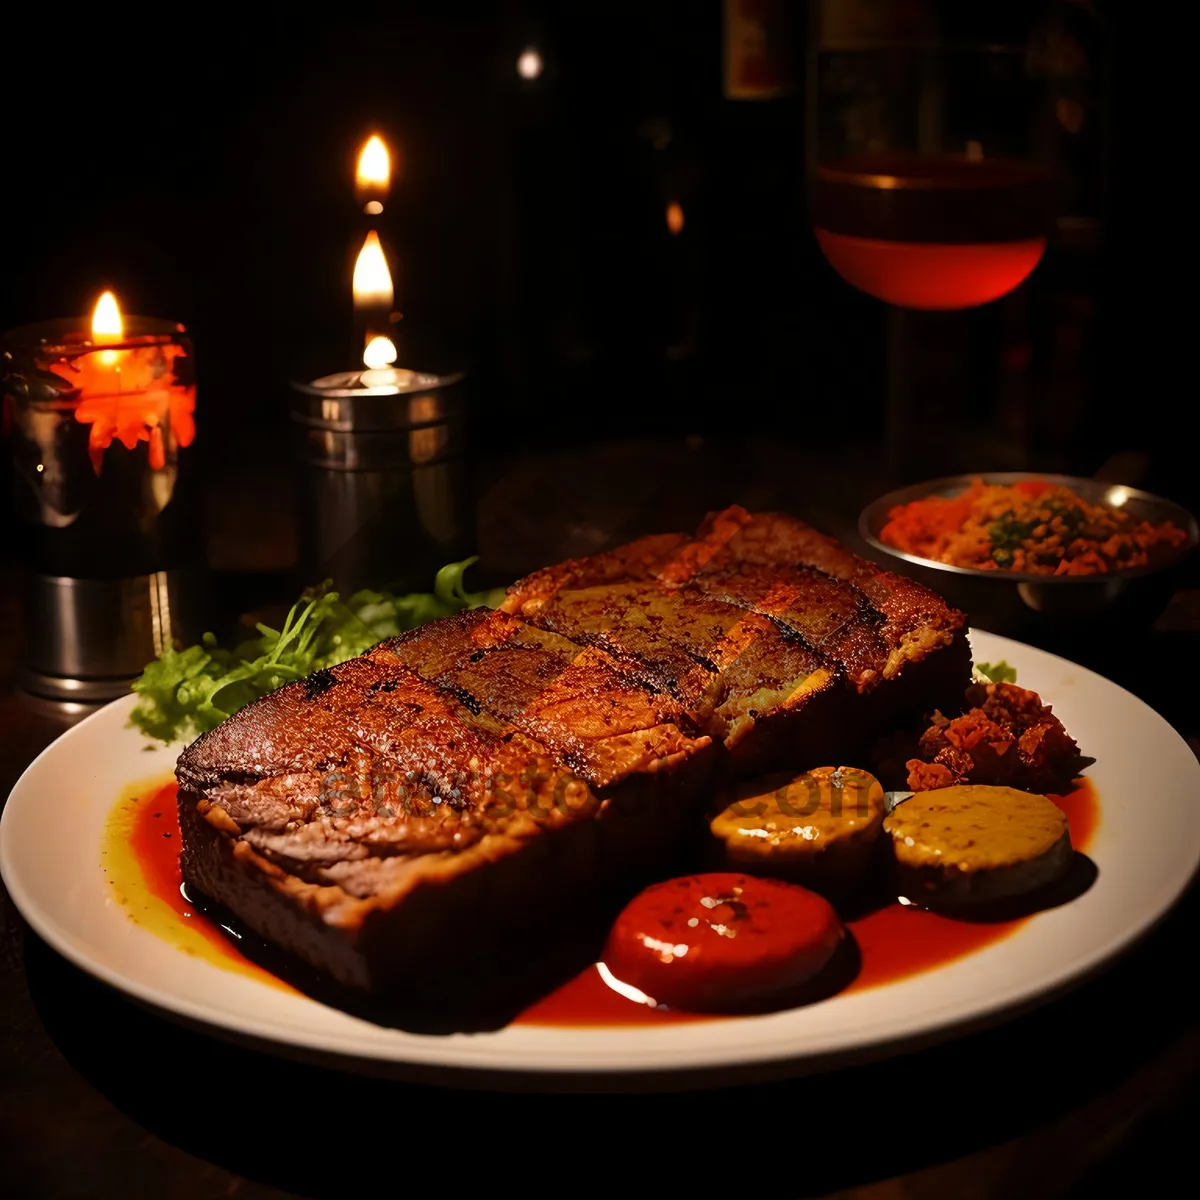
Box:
[92, 290, 122, 347]
[50, 291, 197, 473]
[286, 131, 467, 592]
[356, 134, 391, 215]
[363, 335, 398, 372]
[1, 300, 201, 700]
[353, 230, 397, 367]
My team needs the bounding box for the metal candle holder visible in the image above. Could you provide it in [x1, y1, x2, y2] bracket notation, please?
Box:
[288, 365, 470, 594]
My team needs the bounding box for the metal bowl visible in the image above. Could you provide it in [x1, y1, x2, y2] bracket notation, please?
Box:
[859, 473, 1199, 636]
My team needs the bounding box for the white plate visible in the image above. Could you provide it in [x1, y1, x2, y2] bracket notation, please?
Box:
[3, 630, 1199, 1087]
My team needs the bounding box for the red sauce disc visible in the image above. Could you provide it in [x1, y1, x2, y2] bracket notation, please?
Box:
[601, 873, 844, 1012]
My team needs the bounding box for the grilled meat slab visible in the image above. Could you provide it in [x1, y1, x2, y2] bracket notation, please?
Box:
[177, 507, 969, 993]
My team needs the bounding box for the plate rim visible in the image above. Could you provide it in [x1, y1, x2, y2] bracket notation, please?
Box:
[4, 629, 1199, 1080]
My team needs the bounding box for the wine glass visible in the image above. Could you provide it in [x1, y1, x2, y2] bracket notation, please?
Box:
[808, 39, 1053, 310]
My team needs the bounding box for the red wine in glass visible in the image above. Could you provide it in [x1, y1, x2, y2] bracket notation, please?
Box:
[812, 152, 1052, 310]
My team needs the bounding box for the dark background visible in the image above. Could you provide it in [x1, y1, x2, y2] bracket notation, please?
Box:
[3, 9, 1200, 1197]
[0, 0, 1186, 564]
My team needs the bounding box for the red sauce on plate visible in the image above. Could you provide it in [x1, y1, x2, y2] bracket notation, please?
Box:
[104, 779, 292, 991]
[1052, 780, 1099, 849]
[112, 778, 1099, 1023]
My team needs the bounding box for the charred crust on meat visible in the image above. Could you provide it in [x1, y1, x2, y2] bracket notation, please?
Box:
[174, 507, 973, 995]
[442, 682, 482, 715]
[368, 679, 403, 694]
[303, 669, 338, 700]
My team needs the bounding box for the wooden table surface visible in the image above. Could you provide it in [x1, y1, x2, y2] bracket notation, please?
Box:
[2, 442, 1198, 1198]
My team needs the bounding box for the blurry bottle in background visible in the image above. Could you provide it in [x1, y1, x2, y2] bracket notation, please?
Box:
[723, 0, 795, 100]
[706, 0, 808, 434]
[1028, 0, 1110, 253]
[991, 1, 1111, 476]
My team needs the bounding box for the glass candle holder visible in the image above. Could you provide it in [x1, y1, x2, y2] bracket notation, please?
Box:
[2, 316, 205, 701]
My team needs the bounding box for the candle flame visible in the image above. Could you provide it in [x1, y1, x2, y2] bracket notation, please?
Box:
[357, 135, 390, 191]
[353, 231, 394, 309]
[666, 202, 685, 236]
[517, 47, 543, 80]
[92, 291, 123, 339]
[363, 335, 397, 369]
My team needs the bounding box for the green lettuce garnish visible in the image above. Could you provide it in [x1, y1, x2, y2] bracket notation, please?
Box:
[975, 660, 1018, 684]
[129, 558, 505, 744]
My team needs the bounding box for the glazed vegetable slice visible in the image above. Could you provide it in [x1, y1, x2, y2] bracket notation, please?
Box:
[710, 766, 885, 897]
[884, 785, 1072, 908]
[602, 873, 845, 1012]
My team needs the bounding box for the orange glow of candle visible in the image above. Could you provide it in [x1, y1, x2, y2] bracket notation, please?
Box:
[50, 290, 197, 474]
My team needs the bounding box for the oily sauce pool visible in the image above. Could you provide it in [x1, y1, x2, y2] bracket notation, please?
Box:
[103, 779, 292, 992]
[108, 778, 1100, 1024]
